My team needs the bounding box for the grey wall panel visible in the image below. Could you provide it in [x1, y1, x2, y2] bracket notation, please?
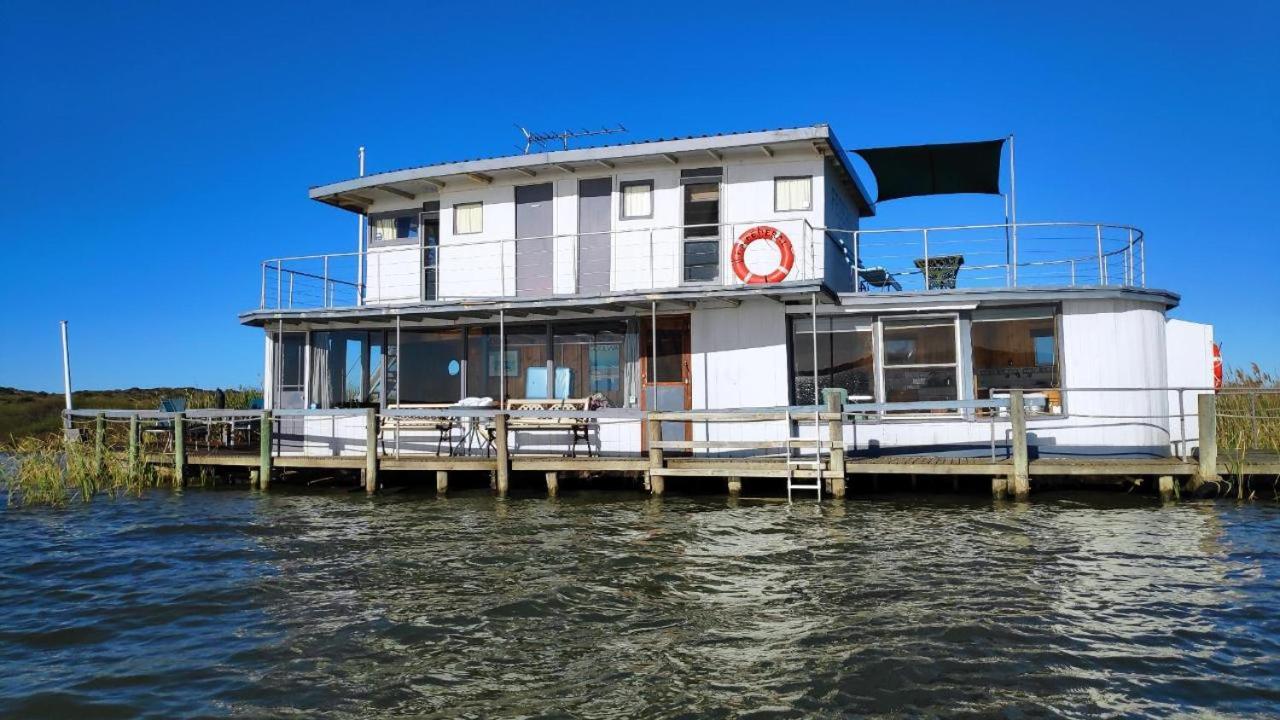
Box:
[516, 183, 554, 297]
[578, 177, 612, 295]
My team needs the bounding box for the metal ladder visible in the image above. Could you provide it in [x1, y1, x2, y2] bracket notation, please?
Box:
[785, 408, 823, 502]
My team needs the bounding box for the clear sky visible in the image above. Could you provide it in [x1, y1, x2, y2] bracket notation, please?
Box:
[2, 1, 1276, 392]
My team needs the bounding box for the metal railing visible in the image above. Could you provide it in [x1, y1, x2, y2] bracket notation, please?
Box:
[255, 219, 1148, 310]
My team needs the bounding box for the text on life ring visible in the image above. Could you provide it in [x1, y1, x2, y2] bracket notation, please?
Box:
[731, 225, 795, 284]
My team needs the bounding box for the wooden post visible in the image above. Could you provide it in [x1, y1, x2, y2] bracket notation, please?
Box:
[258, 410, 272, 490]
[94, 412, 106, 476]
[1158, 475, 1175, 502]
[128, 414, 138, 469]
[435, 470, 448, 495]
[494, 412, 509, 497]
[647, 415, 665, 496]
[992, 476, 1008, 499]
[365, 407, 378, 494]
[823, 388, 846, 498]
[174, 412, 187, 486]
[545, 471, 559, 497]
[1193, 393, 1217, 491]
[1009, 389, 1030, 499]
[727, 476, 742, 496]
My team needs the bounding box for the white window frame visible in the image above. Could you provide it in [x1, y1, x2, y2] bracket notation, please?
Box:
[774, 175, 812, 212]
[453, 201, 483, 235]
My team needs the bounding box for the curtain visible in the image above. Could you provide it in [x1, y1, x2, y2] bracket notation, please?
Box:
[455, 203, 483, 234]
[776, 177, 811, 211]
[372, 217, 395, 243]
[623, 318, 640, 408]
[622, 183, 651, 218]
[309, 335, 331, 409]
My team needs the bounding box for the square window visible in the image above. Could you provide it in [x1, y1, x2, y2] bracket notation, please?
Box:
[775, 176, 812, 212]
[454, 202, 483, 234]
[619, 180, 653, 219]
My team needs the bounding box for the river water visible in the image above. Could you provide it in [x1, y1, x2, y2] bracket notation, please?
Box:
[1, 488, 1278, 718]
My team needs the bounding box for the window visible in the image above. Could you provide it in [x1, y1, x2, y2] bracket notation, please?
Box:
[682, 167, 722, 282]
[454, 202, 483, 234]
[791, 317, 874, 404]
[309, 330, 384, 407]
[371, 214, 418, 243]
[620, 180, 653, 219]
[971, 308, 1061, 412]
[279, 332, 306, 392]
[774, 176, 812, 212]
[880, 317, 959, 406]
[553, 322, 627, 406]
[397, 329, 463, 404]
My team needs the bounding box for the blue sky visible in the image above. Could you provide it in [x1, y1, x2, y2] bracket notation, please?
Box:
[1, 1, 1276, 392]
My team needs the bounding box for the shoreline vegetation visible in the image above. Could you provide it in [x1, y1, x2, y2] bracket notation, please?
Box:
[2, 370, 1277, 508]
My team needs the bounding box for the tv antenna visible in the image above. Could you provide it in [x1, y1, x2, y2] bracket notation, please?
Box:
[517, 124, 627, 153]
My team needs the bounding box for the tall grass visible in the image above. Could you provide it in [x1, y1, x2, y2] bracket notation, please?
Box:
[1216, 365, 1280, 485]
[2, 429, 175, 508]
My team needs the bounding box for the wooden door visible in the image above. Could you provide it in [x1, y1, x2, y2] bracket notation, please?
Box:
[640, 314, 691, 450]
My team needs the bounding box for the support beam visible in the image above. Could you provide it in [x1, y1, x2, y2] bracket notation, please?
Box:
[378, 185, 416, 200]
[494, 412, 510, 497]
[823, 389, 846, 498]
[338, 192, 374, 206]
[421, 178, 446, 190]
[1008, 390, 1030, 499]
[705, 149, 723, 161]
[436, 470, 448, 494]
[647, 417, 665, 495]
[1193, 393, 1217, 491]
[259, 411, 272, 490]
[594, 159, 614, 169]
[365, 407, 378, 494]
[174, 412, 186, 487]
[661, 152, 679, 165]
[760, 145, 774, 158]
[515, 167, 538, 177]
[545, 471, 559, 497]
[467, 172, 493, 185]
[554, 163, 576, 174]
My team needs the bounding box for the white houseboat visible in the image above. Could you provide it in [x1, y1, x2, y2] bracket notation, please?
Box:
[241, 125, 1213, 462]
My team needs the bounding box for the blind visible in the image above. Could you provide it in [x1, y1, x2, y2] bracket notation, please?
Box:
[454, 202, 483, 234]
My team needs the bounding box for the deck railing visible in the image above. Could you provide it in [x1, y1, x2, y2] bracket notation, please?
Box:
[254, 220, 1149, 311]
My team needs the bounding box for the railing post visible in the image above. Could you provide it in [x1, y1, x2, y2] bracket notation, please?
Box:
[824, 388, 846, 498]
[365, 407, 378, 494]
[1140, 236, 1146, 287]
[94, 412, 106, 477]
[1009, 390, 1030, 499]
[1126, 228, 1135, 286]
[852, 230, 860, 293]
[174, 411, 186, 487]
[1178, 391, 1187, 460]
[258, 410, 272, 490]
[648, 229, 655, 290]
[276, 264, 282, 309]
[1193, 393, 1217, 491]
[260, 263, 267, 309]
[494, 411, 510, 497]
[128, 413, 139, 470]
[323, 256, 330, 308]
[922, 228, 930, 290]
[288, 273, 294, 309]
[1095, 224, 1106, 285]
[647, 415, 665, 496]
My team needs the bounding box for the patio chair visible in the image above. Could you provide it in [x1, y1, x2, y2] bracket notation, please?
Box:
[857, 265, 902, 292]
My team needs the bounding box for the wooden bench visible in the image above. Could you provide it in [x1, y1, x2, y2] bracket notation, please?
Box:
[380, 403, 458, 456]
[503, 398, 594, 457]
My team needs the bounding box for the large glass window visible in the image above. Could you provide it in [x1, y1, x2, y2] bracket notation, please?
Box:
[791, 317, 874, 404]
[309, 330, 384, 407]
[881, 317, 959, 406]
[554, 322, 626, 406]
[971, 309, 1061, 412]
[397, 329, 463, 404]
[371, 214, 418, 243]
[465, 326, 547, 401]
[682, 168, 721, 282]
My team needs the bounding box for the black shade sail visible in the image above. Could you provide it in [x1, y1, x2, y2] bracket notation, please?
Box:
[853, 139, 1006, 203]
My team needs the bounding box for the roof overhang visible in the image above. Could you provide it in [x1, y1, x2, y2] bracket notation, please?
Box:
[309, 125, 875, 216]
[240, 281, 835, 328]
[832, 286, 1182, 312]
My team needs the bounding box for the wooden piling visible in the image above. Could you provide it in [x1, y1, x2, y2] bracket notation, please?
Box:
[258, 410, 272, 490]
[364, 407, 378, 494]
[174, 412, 186, 486]
[1009, 390, 1030, 499]
[95, 412, 106, 476]
[823, 389, 847, 498]
[1193, 393, 1217, 491]
[494, 412, 510, 497]
[1158, 475, 1175, 502]
[647, 416, 665, 496]
[435, 470, 448, 494]
[545, 471, 559, 497]
[991, 476, 1008, 499]
[727, 476, 742, 496]
[128, 414, 138, 469]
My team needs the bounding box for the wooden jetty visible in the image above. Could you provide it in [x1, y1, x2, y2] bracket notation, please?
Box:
[71, 390, 1279, 502]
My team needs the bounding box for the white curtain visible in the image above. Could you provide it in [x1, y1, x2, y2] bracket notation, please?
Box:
[455, 203, 483, 234]
[775, 176, 812, 211]
[622, 183, 651, 218]
[372, 217, 396, 242]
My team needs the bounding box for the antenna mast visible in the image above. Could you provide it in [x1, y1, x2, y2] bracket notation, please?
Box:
[516, 124, 627, 153]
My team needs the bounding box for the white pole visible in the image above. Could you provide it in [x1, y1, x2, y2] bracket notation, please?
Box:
[1008, 134, 1018, 286]
[356, 146, 366, 307]
[60, 320, 73, 426]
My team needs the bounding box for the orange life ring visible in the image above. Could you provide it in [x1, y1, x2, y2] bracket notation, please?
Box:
[1213, 343, 1223, 389]
[731, 225, 795, 284]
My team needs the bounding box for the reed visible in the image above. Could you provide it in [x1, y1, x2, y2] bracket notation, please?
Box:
[1216, 364, 1280, 479]
[1, 431, 167, 507]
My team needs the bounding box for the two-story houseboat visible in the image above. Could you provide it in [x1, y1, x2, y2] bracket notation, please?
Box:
[240, 125, 1213, 462]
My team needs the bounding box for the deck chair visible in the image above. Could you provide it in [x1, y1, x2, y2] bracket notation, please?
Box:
[857, 266, 902, 292]
[145, 397, 188, 451]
